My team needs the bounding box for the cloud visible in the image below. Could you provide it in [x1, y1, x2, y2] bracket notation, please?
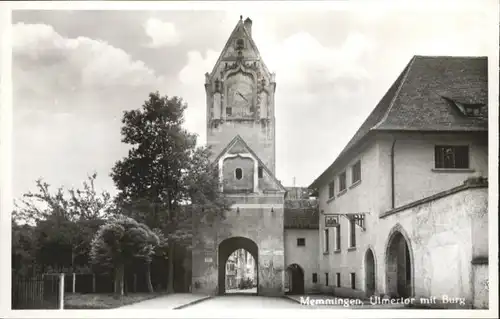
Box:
[262, 31, 374, 94]
[143, 18, 180, 48]
[11, 8, 496, 199]
[177, 29, 374, 101]
[12, 22, 168, 199]
[13, 22, 164, 94]
[178, 50, 220, 86]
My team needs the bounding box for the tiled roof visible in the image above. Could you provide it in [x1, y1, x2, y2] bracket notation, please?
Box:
[373, 56, 488, 132]
[310, 55, 488, 189]
[284, 199, 319, 229]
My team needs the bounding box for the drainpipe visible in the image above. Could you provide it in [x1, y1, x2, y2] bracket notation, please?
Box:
[390, 139, 397, 209]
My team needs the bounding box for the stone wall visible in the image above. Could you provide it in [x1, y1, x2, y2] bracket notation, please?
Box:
[378, 184, 488, 305]
[192, 194, 286, 296]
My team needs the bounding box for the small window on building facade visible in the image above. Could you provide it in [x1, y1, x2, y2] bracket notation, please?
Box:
[324, 229, 329, 253]
[236, 38, 244, 50]
[352, 160, 361, 184]
[328, 181, 335, 198]
[297, 238, 306, 246]
[226, 107, 232, 116]
[350, 273, 356, 290]
[312, 273, 318, 283]
[349, 218, 356, 248]
[235, 168, 243, 180]
[435, 145, 469, 169]
[325, 273, 329, 286]
[335, 224, 341, 251]
[258, 166, 263, 178]
[339, 171, 347, 192]
[336, 273, 341, 287]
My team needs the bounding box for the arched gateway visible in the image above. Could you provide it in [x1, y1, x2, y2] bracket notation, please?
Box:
[364, 248, 376, 297]
[218, 237, 259, 295]
[191, 16, 287, 297]
[385, 226, 414, 298]
[286, 264, 305, 295]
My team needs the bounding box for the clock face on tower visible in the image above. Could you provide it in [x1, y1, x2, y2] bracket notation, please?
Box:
[227, 81, 254, 118]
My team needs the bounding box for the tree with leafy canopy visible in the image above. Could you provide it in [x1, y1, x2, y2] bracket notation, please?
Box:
[11, 219, 38, 277]
[12, 173, 114, 273]
[90, 215, 159, 296]
[111, 92, 228, 293]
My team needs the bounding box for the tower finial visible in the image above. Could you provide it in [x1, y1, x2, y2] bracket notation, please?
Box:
[240, 15, 243, 20]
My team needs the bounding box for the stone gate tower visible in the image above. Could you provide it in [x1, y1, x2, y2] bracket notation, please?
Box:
[192, 16, 286, 297]
[205, 17, 276, 173]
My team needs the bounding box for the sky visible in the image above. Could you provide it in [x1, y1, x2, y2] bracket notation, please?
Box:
[9, 1, 497, 201]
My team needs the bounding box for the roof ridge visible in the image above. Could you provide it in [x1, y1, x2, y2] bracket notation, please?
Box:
[372, 56, 417, 130]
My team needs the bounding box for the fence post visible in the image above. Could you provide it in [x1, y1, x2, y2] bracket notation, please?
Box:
[72, 273, 76, 294]
[92, 274, 96, 293]
[59, 273, 64, 310]
[133, 274, 137, 293]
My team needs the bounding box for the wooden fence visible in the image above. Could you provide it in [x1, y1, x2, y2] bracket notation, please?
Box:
[12, 274, 61, 309]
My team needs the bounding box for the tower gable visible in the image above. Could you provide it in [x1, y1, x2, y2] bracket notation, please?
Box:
[207, 16, 272, 82]
[215, 135, 285, 194]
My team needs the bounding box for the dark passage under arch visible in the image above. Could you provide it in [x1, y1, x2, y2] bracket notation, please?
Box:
[365, 248, 376, 297]
[286, 263, 304, 295]
[386, 231, 412, 298]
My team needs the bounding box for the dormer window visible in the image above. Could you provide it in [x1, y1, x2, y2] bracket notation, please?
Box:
[456, 101, 484, 117]
[463, 105, 482, 117]
[442, 96, 485, 117]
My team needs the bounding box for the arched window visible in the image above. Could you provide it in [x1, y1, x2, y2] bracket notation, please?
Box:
[235, 168, 243, 180]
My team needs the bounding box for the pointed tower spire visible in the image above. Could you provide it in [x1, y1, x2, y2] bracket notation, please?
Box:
[205, 17, 277, 173]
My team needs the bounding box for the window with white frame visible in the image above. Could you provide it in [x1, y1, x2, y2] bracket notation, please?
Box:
[328, 181, 335, 199]
[435, 145, 469, 169]
[339, 171, 347, 192]
[323, 228, 329, 253]
[348, 217, 356, 248]
[350, 272, 356, 290]
[297, 238, 306, 246]
[352, 160, 361, 184]
[334, 224, 341, 251]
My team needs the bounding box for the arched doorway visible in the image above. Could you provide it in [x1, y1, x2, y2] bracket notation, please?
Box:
[385, 229, 413, 298]
[285, 264, 304, 295]
[218, 237, 258, 295]
[365, 248, 376, 297]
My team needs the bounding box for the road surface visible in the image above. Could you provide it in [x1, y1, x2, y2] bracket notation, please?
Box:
[182, 295, 308, 309]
